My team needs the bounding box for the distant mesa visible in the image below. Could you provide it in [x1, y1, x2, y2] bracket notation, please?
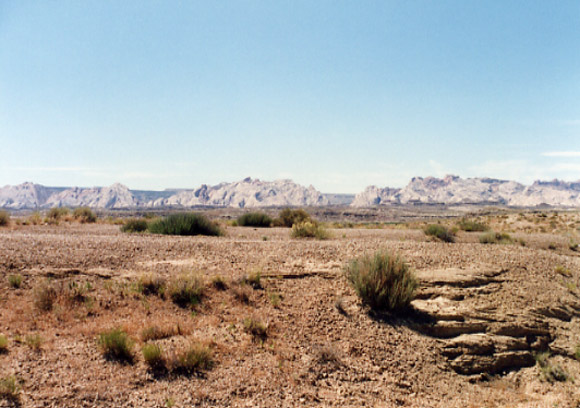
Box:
[0, 178, 329, 209]
[1, 175, 580, 209]
[351, 175, 580, 207]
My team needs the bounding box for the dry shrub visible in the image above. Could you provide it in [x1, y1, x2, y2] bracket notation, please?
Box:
[0, 210, 10, 227]
[73, 207, 97, 223]
[243, 317, 268, 341]
[137, 274, 166, 297]
[8, 274, 22, 289]
[237, 212, 272, 228]
[424, 224, 454, 242]
[98, 328, 134, 363]
[141, 325, 181, 342]
[274, 208, 311, 227]
[0, 335, 7, 353]
[231, 284, 252, 304]
[479, 231, 513, 244]
[291, 221, 329, 240]
[121, 218, 148, 233]
[345, 250, 418, 312]
[33, 282, 57, 311]
[0, 376, 19, 402]
[142, 343, 165, 371]
[211, 275, 228, 290]
[169, 342, 213, 374]
[168, 274, 205, 308]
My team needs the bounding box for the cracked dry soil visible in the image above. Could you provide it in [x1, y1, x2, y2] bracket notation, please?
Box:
[1, 223, 580, 407]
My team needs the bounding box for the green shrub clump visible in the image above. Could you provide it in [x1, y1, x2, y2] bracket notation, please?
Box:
[8, 274, 22, 289]
[0, 375, 19, 401]
[121, 218, 148, 233]
[424, 224, 455, 243]
[291, 221, 329, 240]
[345, 250, 418, 312]
[142, 343, 165, 371]
[0, 211, 10, 226]
[170, 343, 213, 374]
[236, 212, 272, 228]
[479, 231, 513, 244]
[0, 335, 7, 353]
[457, 218, 488, 232]
[47, 207, 70, 222]
[168, 274, 205, 308]
[148, 213, 223, 236]
[73, 207, 97, 223]
[275, 208, 311, 227]
[98, 328, 134, 363]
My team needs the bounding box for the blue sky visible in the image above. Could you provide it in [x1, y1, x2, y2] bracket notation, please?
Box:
[1, 1, 579, 193]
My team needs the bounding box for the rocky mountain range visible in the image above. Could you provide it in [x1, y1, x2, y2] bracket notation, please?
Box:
[1, 175, 580, 210]
[0, 178, 328, 209]
[351, 175, 580, 207]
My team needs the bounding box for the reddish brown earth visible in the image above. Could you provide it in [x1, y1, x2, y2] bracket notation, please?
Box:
[1, 217, 580, 407]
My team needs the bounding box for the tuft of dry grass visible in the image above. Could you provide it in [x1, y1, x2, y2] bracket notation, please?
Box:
[25, 334, 43, 351]
[291, 221, 329, 240]
[142, 343, 165, 371]
[0, 335, 8, 353]
[167, 274, 205, 308]
[169, 342, 213, 374]
[141, 325, 181, 342]
[0, 376, 19, 402]
[243, 317, 268, 341]
[137, 274, 166, 297]
[211, 275, 228, 291]
[7, 274, 22, 289]
[0, 210, 10, 227]
[33, 282, 57, 311]
[98, 328, 134, 363]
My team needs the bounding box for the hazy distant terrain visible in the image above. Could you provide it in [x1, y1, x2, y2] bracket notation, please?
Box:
[1, 175, 580, 210]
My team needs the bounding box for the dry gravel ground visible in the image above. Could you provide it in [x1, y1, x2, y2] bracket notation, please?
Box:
[0, 218, 580, 407]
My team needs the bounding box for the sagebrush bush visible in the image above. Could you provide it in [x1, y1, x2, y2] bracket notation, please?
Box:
[98, 328, 134, 363]
[345, 250, 418, 312]
[479, 231, 513, 244]
[137, 274, 166, 297]
[168, 274, 205, 307]
[121, 218, 148, 233]
[275, 208, 311, 227]
[237, 212, 272, 228]
[291, 221, 329, 240]
[457, 219, 488, 232]
[0, 210, 10, 226]
[73, 207, 97, 223]
[170, 343, 213, 374]
[0, 375, 19, 401]
[141, 325, 180, 342]
[148, 213, 223, 236]
[424, 224, 454, 242]
[47, 207, 70, 221]
[142, 343, 165, 371]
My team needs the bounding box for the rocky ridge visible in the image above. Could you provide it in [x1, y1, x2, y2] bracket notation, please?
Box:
[352, 175, 580, 207]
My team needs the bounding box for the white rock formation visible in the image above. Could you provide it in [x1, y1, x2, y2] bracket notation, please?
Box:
[44, 183, 139, 209]
[0, 182, 54, 209]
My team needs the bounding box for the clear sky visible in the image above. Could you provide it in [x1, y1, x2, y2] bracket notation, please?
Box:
[1, 1, 579, 193]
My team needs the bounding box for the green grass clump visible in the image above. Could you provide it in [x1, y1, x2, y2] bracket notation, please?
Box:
[148, 213, 223, 236]
[0, 376, 19, 402]
[424, 224, 455, 242]
[291, 221, 329, 240]
[121, 218, 148, 233]
[137, 274, 166, 297]
[73, 207, 97, 223]
[142, 343, 165, 371]
[479, 231, 513, 244]
[345, 250, 418, 312]
[170, 343, 213, 374]
[0, 335, 7, 353]
[8, 274, 22, 289]
[535, 352, 569, 382]
[167, 274, 205, 308]
[457, 218, 489, 232]
[0, 210, 10, 226]
[237, 212, 272, 228]
[98, 328, 134, 363]
[555, 265, 572, 277]
[275, 208, 311, 227]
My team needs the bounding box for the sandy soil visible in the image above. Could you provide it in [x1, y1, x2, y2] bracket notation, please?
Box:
[1, 217, 580, 407]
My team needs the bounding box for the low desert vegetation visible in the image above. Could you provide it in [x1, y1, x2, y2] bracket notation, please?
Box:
[0, 335, 8, 353]
[137, 274, 166, 297]
[535, 352, 569, 383]
[73, 207, 97, 223]
[33, 281, 57, 311]
[98, 328, 134, 363]
[121, 218, 149, 233]
[457, 218, 489, 232]
[8, 274, 22, 289]
[142, 343, 165, 371]
[236, 212, 272, 227]
[479, 231, 513, 245]
[0, 375, 19, 401]
[25, 334, 43, 351]
[241, 270, 262, 289]
[47, 207, 70, 223]
[424, 224, 455, 243]
[274, 208, 311, 227]
[169, 342, 213, 374]
[148, 213, 223, 236]
[167, 273, 205, 308]
[141, 325, 181, 342]
[211, 275, 228, 290]
[0, 210, 10, 226]
[291, 220, 329, 240]
[243, 317, 268, 341]
[555, 265, 572, 277]
[345, 250, 418, 312]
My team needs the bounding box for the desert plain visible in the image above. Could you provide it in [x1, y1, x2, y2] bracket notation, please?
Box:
[1, 208, 580, 407]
